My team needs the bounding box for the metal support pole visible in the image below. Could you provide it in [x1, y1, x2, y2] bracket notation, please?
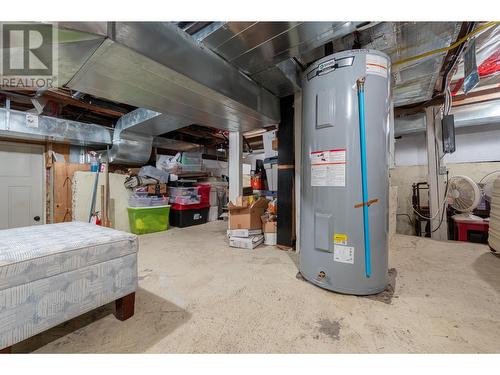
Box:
[294, 91, 302, 253]
[228, 131, 242, 203]
[277, 95, 295, 249]
[425, 106, 448, 240]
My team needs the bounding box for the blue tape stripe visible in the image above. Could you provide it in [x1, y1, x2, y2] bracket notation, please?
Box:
[357, 84, 372, 278]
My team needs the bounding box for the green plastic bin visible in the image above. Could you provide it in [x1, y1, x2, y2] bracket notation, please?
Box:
[127, 205, 170, 234]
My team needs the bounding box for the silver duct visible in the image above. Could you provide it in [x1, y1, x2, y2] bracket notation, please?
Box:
[395, 99, 500, 136]
[0, 107, 113, 145]
[0, 107, 200, 164]
[106, 108, 194, 165]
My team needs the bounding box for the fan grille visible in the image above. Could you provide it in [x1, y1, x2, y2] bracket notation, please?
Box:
[447, 176, 480, 212]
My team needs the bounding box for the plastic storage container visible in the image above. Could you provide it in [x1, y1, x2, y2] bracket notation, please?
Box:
[150, 196, 169, 206]
[168, 186, 199, 196]
[170, 195, 201, 205]
[170, 202, 209, 228]
[129, 195, 153, 207]
[129, 194, 168, 207]
[180, 152, 203, 165]
[127, 205, 171, 234]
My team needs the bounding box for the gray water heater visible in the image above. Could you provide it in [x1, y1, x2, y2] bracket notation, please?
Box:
[299, 49, 391, 295]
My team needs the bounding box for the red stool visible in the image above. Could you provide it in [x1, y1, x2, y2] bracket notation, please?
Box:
[453, 217, 489, 241]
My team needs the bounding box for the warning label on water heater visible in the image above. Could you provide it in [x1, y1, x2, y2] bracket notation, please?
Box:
[334, 245, 354, 264]
[310, 149, 346, 187]
[366, 54, 388, 78]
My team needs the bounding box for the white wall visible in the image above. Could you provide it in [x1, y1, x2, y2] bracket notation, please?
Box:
[395, 124, 500, 166]
[242, 151, 265, 171]
[391, 162, 500, 235]
[392, 123, 500, 235]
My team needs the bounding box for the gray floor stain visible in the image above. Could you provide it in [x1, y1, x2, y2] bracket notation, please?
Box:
[262, 257, 281, 265]
[317, 319, 341, 341]
[364, 268, 397, 304]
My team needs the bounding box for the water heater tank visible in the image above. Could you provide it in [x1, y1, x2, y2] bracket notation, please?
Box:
[299, 49, 391, 295]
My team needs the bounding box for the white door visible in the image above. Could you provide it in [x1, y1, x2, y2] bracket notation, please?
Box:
[0, 141, 44, 229]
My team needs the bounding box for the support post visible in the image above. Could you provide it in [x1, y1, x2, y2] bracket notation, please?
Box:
[425, 106, 448, 240]
[228, 131, 242, 203]
[294, 91, 302, 253]
[277, 95, 295, 249]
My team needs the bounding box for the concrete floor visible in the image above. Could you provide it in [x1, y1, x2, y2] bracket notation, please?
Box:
[14, 221, 500, 353]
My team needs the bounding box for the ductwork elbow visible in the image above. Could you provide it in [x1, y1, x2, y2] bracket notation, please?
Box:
[106, 108, 158, 165]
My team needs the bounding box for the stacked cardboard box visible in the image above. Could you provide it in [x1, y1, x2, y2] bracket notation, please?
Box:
[227, 196, 268, 249]
[261, 198, 277, 245]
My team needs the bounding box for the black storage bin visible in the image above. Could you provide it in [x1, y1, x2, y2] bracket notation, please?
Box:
[169, 205, 210, 228]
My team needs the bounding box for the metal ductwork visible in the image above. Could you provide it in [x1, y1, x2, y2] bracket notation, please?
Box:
[106, 111, 154, 165]
[0, 107, 113, 145]
[106, 108, 192, 165]
[395, 99, 500, 136]
[56, 22, 280, 133]
[0, 107, 201, 162]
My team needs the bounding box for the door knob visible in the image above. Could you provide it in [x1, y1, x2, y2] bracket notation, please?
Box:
[33, 216, 40, 222]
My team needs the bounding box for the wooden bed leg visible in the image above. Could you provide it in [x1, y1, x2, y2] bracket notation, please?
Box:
[0, 346, 12, 354]
[114, 292, 135, 321]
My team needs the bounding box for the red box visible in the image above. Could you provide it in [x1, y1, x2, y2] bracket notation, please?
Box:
[171, 202, 210, 211]
[196, 184, 211, 205]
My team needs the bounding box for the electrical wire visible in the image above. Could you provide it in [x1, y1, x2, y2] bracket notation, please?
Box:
[393, 21, 500, 67]
[430, 171, 450, 233]
[409, 199, 441, 220]
[408, 171, 450, 221]
[444, 86, 452, 115]
[397, 213, 414, 226]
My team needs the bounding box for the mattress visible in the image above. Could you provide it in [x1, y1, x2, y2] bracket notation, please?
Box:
[0, 222, 138, 290]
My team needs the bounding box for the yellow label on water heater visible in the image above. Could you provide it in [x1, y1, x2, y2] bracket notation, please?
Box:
[333, 233, 348, 245]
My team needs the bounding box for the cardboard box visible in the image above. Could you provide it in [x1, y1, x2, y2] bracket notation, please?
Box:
[272, 138, 278, 151]
[262, 221, 277, 233]
[263, 130, 278, 159]
[227, 229, 263, 238]
[147, 183, 167, 195]
[264, 162, 278, 191]
[236, 195, 249, 207]
[228, 197, 268, 230]
[229, 234, 264, 250]
[127, 168, 141, 176]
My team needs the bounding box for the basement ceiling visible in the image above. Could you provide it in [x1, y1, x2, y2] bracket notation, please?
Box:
[1, 22, 471, 137]
[187, 21, 463, 106]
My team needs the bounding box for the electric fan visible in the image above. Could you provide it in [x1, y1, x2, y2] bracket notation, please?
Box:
[447, 175, 482, 220]
[479, 171, 500, 205]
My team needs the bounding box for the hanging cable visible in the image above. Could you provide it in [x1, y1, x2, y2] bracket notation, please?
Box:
[393, 21, 499, 67]
[397, 213, 414, 226]
[430, 171, 450, 233]
[408, 171, 450, 221]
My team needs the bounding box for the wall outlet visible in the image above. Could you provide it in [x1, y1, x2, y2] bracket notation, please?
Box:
[439, 165, 448, 175]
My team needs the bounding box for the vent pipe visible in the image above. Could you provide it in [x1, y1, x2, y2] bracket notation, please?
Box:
[107, 108, 191, 165]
